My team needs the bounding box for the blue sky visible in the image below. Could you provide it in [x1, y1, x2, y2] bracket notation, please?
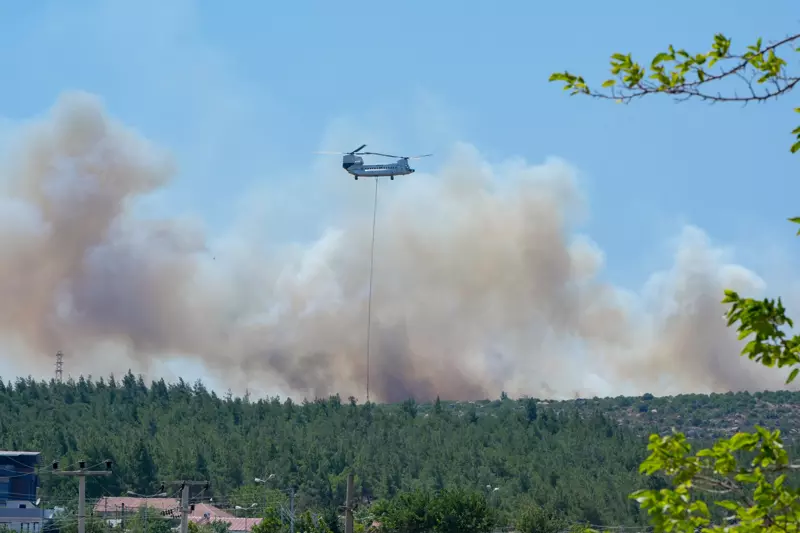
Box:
[0, 0, 797, 398]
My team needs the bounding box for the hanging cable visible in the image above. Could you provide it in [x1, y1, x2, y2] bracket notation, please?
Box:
[365, 178, 379, 404]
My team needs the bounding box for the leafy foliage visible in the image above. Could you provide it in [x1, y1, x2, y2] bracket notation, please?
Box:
[126, 506, 175, 533]
[549, 32, 800, 152]
[429, 488, 495, 533]
[626, 279, 800, 533]
[515, 504, 568, 533]
[550, 29, 800, 533]
[250, 507, 283, 533]
[189, 519, 234, 533]
[51, 512, 106, 533]
[723, 284, 800, 380]
[373, 488, 494, 533]
[294, 510, 334, 533]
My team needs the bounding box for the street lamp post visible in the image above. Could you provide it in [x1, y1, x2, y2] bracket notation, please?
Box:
[234, 504, 257, 518]
[254, 476, 294, 533]
[253, 475, 275, 516]
[483, 485, 500, 509]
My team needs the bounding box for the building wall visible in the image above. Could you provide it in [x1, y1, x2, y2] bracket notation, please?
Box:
[0, 454, 44, 532]
[0, 457, 39, 503]
[0, 519, 41, 532]
[0, 505, 53, 533]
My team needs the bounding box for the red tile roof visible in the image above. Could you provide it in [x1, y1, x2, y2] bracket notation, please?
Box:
[94, 497, 179, 514]
[191, 516, 263, 532]
[93, 498, 232, 519]
[191, 503, 233, 518]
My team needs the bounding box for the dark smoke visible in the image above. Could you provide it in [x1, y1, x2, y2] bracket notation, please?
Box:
[0, 92, 792, 401]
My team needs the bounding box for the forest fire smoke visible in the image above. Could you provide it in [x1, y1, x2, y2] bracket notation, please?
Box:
[0, 92, 791, 402]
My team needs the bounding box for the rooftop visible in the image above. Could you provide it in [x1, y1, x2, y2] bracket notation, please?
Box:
[0, 452, 41, 457]
[191, 516, 262, 532]
[93, 497, 232, 519]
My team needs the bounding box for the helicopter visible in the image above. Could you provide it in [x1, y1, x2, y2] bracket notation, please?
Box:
[315, 144, 432, 180]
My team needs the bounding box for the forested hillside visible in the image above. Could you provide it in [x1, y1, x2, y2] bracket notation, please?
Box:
[1, 372, 798, 528]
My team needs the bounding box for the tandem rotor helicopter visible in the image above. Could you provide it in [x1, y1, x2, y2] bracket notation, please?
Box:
[315, 144, 432, 180]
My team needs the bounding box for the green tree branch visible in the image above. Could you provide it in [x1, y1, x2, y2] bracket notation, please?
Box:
[549, 32, 800, 152]
[551, 30, 800, 533]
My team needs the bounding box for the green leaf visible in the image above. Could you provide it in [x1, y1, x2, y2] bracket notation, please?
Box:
[716, 501, 740, 512]
[601, 79, 616, 88]
[549, 72, 573, 83]
[790, 217, 800, 235]
[734, 472, 759, 483]
[650, 52, 672, 68]
[786, 367, 799, 384]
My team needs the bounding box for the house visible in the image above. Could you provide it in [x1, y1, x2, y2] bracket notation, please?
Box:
[191, 514, 263, 533]
[94, 497, 233, 519]
[94, 498, 260, 532]
[0, 451, 54, 533]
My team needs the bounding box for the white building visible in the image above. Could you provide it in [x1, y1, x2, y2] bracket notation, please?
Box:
[0, 500, 56, 532]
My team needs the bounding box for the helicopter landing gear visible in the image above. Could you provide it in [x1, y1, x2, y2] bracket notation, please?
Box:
[354, 176, 358, 180]
[390, 176, 394, 180]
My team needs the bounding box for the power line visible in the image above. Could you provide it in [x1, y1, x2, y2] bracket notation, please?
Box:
[344, 472, 354, 533]
[365, 178, 379, 405]
[165, 480, 210, 533]
[51, 459, 113, 533]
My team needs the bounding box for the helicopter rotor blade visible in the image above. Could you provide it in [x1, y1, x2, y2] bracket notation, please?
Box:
[349, 144, 367, 154]
[405, 154, 433, 160]
[313, 151, 347, 155]
[360, 151, 401, 158]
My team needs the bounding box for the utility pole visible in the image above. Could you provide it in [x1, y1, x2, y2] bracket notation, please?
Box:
[344, 473, 354, 533]
[180, 484, 189, 533]
[254, 474, 275, 516]
[38, 486, 45, 533]
[289, 488, 295, 533]
[255, 475, 293, 533]
[52, 460, 113, 533]
[166, 481, 209, 533]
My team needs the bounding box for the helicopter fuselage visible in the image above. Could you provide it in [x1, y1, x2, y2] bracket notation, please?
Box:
[342, 154, 414, 180]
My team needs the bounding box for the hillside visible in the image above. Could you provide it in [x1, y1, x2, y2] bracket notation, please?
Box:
[476, 389, 800, 441]
[1, 373, 799, 529]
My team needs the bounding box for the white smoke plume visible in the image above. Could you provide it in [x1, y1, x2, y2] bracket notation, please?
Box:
[0, 92, 792, 402]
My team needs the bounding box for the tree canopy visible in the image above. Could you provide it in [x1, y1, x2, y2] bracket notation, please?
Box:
[3, 374, 800, 531]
